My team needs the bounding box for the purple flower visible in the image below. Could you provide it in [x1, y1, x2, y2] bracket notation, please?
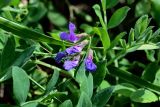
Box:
[63, 60, 79, 70]
[63, 55, 80, 70]
[60, 22, 79, 43]
[69, 22, 76, 33]
[65, 40, 88, 55]
[55, 51, 67, 63]
[85, 49, 97, 72]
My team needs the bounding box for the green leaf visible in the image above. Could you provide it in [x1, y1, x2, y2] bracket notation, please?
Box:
[0, 0, 11, 8]
[142, 62, 159, 82]
[10, 0, 20, 6]
[108, 66, 160, 94]
[0, 36, 15, 73]
[76, 62, 86, 84]
[48, 12, 67, 26]
[136, 44, 160, 50]
[80, 24, 93, 34]
[151, 0, 160, 26]
[23, 2, 47, 24]
[59, 100, 73, 107]
[92, 4, 106, 29]
[153, 69, 160, 86]
[108, 6, 130, 29]
[77, 92, 92, 107]
[106, 0, 119, 9]
[145, 50, 156, 62]
[135, 0, 150, 17]
[114, 83, 136, 97]
[12, 66, 30, 105]
[21, 102, 38, 107]
[119, 39, 127, 49]
[134, 15, 149, 39]
[80, 73, 93, 98]
[45, 69, 59, 94]
[13, 46, 35, 66]
[93, 27, 110, 51]
[128, 28, 135, 46]
[0, 46, 35, 82]
[130, 89, 158, 103]
[0, 17, 71, 46]
[76, 62, 93, 98]
[110, 32, 127, 49]
[92, 86, 114, 107]
[151, 28, 160, 39]
[93, 60, 107, 88]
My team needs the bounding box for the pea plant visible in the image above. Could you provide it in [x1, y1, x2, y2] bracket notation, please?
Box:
[0, 0, 160, 107]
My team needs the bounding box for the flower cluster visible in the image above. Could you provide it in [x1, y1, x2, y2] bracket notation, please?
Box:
[55, 22, 97, 72]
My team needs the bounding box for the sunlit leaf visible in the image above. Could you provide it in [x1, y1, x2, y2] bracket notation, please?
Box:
[108, 6, 130, 29]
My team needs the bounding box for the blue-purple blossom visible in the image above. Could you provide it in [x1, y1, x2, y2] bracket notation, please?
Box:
[85, 49, 97, 72]
[60, 22, 79, 43]
[55, 51, 67, 63]
[63, 55, 80, 70]
[66, 40, 88, 55]
[63, 60, 79, 70]
[69, 22, 76, 33]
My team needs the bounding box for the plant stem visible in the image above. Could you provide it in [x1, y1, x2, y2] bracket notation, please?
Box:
[33, 60, 73, 78]
[28, 76, 45, 91]
[107, 50, 126, 66]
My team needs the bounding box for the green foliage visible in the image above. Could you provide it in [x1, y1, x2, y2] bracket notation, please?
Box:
[130, 89, 158, 103]
[1, 0, 160, 107]
[108, 6, 130, 29]
[92, 86, 114, 107]
[45, 69, 59, 94]
[12, 66, 30, 105]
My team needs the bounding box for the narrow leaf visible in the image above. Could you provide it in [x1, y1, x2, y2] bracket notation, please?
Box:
[0, 36, 15, 74]
[0, 17, 71, 46]
[93, 4, 106, 29]
[13, 45, 35, 66]
[45, 69, 59, 94]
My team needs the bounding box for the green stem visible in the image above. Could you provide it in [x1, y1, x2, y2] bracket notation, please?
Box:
[107, 50, 126, 66]
[28, 76, 45, 91]
[33, 60, 73, 78]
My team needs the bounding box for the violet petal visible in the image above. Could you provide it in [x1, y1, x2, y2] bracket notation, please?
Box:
[65, 45, 82, 55]
[69, 22, 76, 33]
[68, 33, 79, 43]
[60, 32, 69, 41]
[63, 60, 79, 70]
[85, 58, 97, 72]
[55, 51, 67, 63]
